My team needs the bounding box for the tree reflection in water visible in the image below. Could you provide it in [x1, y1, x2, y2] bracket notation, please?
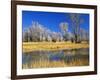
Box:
[22, 48, 89, 69]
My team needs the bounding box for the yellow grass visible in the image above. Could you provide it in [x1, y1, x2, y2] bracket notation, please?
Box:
[22, 41, 89, 53]
[22, 59, 89, 69]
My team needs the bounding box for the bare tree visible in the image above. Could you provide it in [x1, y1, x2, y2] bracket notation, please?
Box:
[59, 22, 69, 41]
[23, 28, 31, 42]
[69, 13, 83, 43]
[80, 28, 89, 42]
[59, 22, 68, 34]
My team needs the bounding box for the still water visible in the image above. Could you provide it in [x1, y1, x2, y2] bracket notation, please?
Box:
[22, 48, 89, 69]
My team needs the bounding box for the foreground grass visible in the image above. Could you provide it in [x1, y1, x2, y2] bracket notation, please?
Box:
[22, 59, 89, 69]
[23, 41, 89, 53]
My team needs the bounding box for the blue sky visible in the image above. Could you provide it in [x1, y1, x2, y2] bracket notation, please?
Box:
[22, 11, 89, 33]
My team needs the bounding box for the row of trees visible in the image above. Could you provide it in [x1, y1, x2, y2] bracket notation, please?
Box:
[23, 14, 89, 43]
[23, 22, 63, 42]
[23, 21, 89, 43]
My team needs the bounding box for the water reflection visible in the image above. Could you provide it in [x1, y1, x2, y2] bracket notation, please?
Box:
[22, 48, 89, 68]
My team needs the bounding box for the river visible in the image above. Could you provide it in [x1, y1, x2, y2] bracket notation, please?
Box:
[22, 48, 89, 69]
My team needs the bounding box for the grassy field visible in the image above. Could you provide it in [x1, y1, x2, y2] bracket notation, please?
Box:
[22, 41, 89, 53]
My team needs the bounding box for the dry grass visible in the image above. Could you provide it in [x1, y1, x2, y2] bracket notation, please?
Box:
[22, 59, 89, 69]
[22, 42, 89, 53]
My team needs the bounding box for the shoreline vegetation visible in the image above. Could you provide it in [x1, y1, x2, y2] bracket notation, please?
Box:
[23, 41, 89, 53]
[23, 59, 89, 69]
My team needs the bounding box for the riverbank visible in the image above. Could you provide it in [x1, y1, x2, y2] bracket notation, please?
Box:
[22, 42, 89, 53]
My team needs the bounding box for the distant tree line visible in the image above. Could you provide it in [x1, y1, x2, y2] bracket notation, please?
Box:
[23, 14, 89, 43]
[23, 21, 63, 42]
